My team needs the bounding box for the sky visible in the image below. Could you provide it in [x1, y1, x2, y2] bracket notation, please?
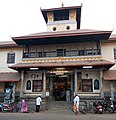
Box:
[0, 0, 116, 41]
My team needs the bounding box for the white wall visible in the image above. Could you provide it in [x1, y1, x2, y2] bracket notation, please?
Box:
[101, 42, 116, 69]
[0, 47, 23, 72]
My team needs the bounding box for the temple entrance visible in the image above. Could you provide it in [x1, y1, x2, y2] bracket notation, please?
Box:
[53, 76, 71, 101]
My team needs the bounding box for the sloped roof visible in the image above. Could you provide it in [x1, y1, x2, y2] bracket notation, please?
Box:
[9, 59, 114, 71]
[103, 70, 116, 80]
[12, 29, 112, 40]
[109, 34, 116, 40]
[0, 72, 20, 82]
[41, 5, 82, 29]
[0, 41, 18, 48]
[12, 29, 112, 45]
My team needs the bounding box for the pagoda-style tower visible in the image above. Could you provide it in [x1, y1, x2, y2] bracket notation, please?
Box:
[41, 5, 82, 32]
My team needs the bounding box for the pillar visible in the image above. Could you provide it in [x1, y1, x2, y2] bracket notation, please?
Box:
[74, 69, 78, 95]
[49, 76, 53, 101]
[110, 81, 114, 100]
[71, 75, 74, 101]
[12, 82, 16, 102]
[99, 69, 104, 99]
[42, 70, 46, 98]
[20, 70, 24, 98]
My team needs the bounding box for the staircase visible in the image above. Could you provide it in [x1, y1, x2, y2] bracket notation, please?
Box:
[46, 101, 73, 113]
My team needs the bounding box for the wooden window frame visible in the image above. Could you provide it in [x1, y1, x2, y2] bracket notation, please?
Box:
[32, 80, 42, 92]
[82, 79, 93, 92]
[114, 49, 116, 59]
[7, 53, 15, 64]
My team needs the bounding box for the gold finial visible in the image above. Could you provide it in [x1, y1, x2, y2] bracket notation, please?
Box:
[61, 2, 64, 7]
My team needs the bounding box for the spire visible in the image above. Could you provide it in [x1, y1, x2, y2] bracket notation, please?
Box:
[61, 2, 64, 7]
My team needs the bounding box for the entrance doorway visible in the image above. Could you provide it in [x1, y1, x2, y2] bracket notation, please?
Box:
[4, 82, 13, 103]
[53, 76, 71, 101]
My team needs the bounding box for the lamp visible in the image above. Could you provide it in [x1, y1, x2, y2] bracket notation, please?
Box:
[30, 68, 38, 70]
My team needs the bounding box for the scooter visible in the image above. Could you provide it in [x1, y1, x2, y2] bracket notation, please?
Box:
[93, 101, 103, 114]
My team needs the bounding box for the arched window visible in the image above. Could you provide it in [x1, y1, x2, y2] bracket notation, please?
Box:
[94, 79, 99, 90]
[26, 80, 31, 90]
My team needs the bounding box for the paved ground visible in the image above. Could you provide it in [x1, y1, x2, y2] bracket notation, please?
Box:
[0, 111, 116, 120]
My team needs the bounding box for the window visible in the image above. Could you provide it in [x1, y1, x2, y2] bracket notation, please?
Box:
[57, 49, 66, 57]
[33, 80, 42, 92]
[66, 25, 70, 30]
[7, 53, 15, 64]
[114, 49, 116, 59]
[38, 52, 42, 57]
[26, 80, 31, 90]
[82, 79, 92, 92]
[78, 50, 85, 56]
[94, 79, 99, 90]
[53, 27, 57, 31]
[54, 10, 69, 21]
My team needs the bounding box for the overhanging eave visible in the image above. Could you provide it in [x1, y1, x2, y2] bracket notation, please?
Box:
[12, 30, 112, 45]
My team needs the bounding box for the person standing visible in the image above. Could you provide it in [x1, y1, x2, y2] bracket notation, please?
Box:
[36, 96, 42, 112]
[21, 99, 28, 113]
[73, 94, 80, 115]
[66, 89, 70, 101]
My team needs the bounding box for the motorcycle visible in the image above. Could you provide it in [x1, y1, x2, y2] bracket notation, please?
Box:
[0, 102, 19, 112]
[0, 103, 10, 112]
[102, 102, 114, 113]
[112, 100, 116, 113]
[93, 101, 103, 114]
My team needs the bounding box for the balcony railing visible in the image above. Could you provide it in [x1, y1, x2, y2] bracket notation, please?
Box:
[23, 49, 101, 58]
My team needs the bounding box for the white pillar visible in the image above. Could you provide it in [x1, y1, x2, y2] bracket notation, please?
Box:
[74, 69, 78, 95]
[12, 82, 16, 102]
[43, 70, 46, 97]
[110, 81, 114, 100]
[20, 70, 24, 98]
[99, 69, 104, 98]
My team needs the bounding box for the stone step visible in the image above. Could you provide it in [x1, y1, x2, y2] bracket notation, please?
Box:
[47, 101, 73, 111]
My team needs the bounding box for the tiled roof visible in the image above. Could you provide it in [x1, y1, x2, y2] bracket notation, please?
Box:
[0, 72, 20, 82]
[12, 29, 112, 40]
[0, 41, 18, 47]
[103, 70, 116, 80]
[109, 34, 116, 40]
[9, 59, 114, 70]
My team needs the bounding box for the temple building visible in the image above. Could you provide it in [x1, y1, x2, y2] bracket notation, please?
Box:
[0, 4, 116, 103]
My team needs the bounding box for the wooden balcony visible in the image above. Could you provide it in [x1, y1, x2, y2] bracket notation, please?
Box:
[23, 49, 101, 59]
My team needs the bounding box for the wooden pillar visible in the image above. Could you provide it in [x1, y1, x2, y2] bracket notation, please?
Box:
[20, 70, 24, 98]
[42, 70, 46, 98]
[110, 81, 114, 100]
[71, 75, 74, 101]
[99, 69, 104, 99]
[49, 76, 53, 101]
[74, 69, 78, 95]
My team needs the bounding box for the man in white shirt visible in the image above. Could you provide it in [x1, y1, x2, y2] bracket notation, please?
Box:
[36, 96, 42, 112]
[73, 95, 80, 114]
